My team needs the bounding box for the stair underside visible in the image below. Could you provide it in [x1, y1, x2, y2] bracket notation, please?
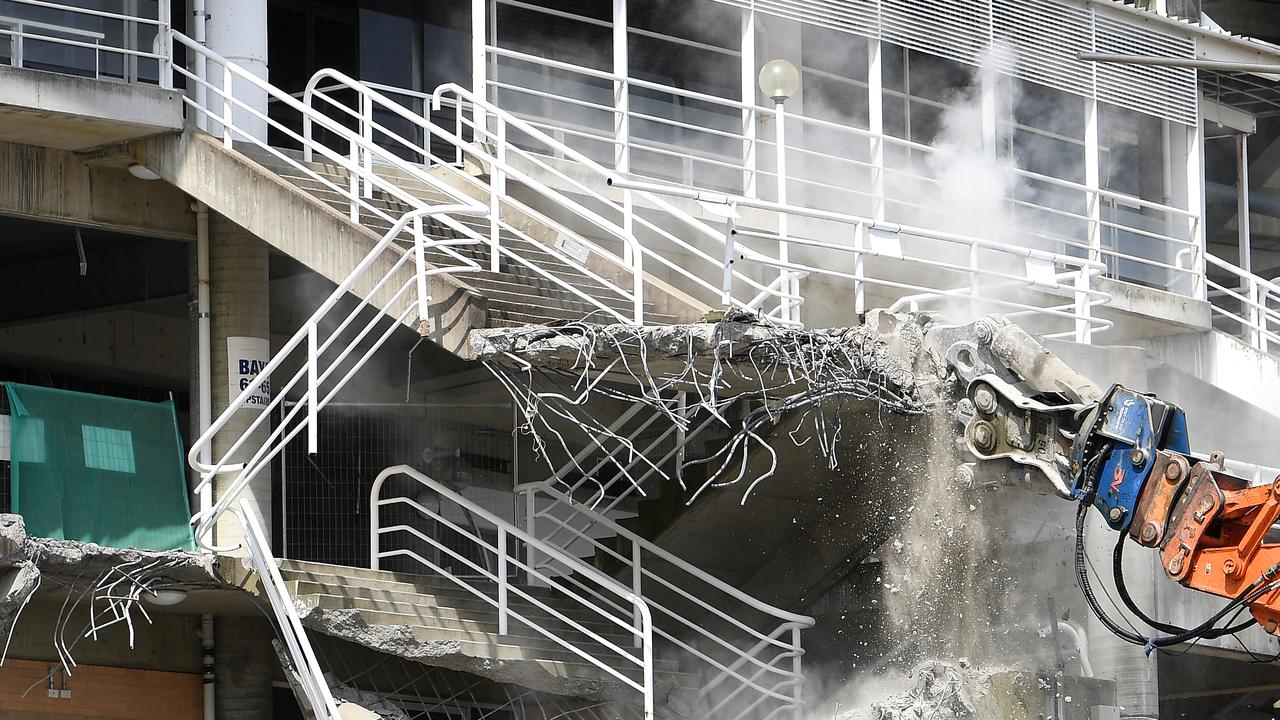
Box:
[242, 148, 681, 329]
[279, 559, 696, 704]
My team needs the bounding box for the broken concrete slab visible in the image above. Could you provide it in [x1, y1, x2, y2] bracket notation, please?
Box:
[469, 309, 943, 405]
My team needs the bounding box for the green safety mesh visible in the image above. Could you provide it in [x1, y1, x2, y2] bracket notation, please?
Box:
[4, 383, 195, 551]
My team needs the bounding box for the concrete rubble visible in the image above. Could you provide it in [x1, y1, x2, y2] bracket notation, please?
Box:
[292, 603, 633, 702]
[468, 308, 944, 405]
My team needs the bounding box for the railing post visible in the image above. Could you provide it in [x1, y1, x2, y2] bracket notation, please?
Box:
[723, 213, 737, 308]
[306, 321, 318, 454]
[361, 92, 374, 199]
[675, 392, 687, 486]
[349, 136, 360, 223]
[1250, 276, 1263, 351]
[1085, 97, 1102, 270]
[613, 0, 628, 174]
[455, 100, 465, 165]
[868, 38, 884, 225]
[1075, 268, 1092, 344]
[413, 214, 432, 329]
[774, 101, 792, 323]
[490, 114, 506, 273]
[498, 526, 509, 635]
[741, 8, 756, 197]
[525, 490, 538, 581]
[632, 540, 642, 649]
[221, 64, 234, 149]
[157, 3, 172, 90]
[790, 625, 803, 717]
[370, 492, 381, 571]
[853, 223, 866, 316]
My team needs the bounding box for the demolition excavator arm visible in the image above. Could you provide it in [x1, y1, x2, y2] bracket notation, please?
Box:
[931, 316, 1280, 649]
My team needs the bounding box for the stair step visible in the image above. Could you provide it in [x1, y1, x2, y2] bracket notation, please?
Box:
[244, 147, 692, 333]
[290, 580, 629, 631]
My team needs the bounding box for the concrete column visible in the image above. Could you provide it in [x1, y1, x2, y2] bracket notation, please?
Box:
[205, 0, 269, 142]
[208, 213, 271, 552]
[215, 617, 275, 720]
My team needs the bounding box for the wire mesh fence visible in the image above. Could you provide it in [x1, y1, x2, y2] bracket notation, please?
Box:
[281, 402, 516, 571]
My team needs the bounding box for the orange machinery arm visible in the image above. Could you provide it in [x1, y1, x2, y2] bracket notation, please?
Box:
[1131, 449, 1280, 634]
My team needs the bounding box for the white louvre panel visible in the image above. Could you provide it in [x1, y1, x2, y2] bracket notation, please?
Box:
[705, 0, 877, 37]
[993, 0, 1092, 98]
[1095, 11, 1197, 125]
[754, 0, 878, 38]
[880, 0, 988, 67]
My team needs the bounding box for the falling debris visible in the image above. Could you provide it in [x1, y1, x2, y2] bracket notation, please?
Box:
[473, 309, 945, 504]
[868, 661, 979, 719]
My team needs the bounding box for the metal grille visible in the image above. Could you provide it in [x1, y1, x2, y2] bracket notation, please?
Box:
[1095, 10, 1197, 125]
[993, 0, 1093, 99]
[281, 402, 514, 570]
[756, 0, 878, 38]
[880, 0, 989, 67]
[705, 0, 1199, 125]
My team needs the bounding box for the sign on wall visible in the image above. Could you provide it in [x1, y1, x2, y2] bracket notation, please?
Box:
[227, 336, 271, 408]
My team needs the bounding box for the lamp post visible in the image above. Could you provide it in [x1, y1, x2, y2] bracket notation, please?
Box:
[758, 59, 800, 323]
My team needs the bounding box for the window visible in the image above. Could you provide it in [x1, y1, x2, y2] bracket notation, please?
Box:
[10, 416, 45, 464]
[82, 425, 135, 473]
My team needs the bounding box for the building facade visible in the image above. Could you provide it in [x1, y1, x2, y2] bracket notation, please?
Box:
[1, 0, 1280, 719]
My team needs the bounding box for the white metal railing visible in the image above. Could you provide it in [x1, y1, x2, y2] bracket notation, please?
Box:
[370, 465, 655, 720]
[1205, 253, 1280, 354]
[186, 205, 486, 550]
[431, 82, 804, 327]
[232, 498, 340, 720]
[609, 176, 1112, 342]
[517, 480, 813, 720]
[485, 45, 1203, 302]
[299, 70, 645, 324]
[0, 0, 169, 86]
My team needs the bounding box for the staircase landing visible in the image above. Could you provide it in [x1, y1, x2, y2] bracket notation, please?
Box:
[249, 559, 696, 706]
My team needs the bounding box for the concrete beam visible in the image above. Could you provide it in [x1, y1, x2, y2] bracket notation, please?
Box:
[0, 65, 183, 151]
[134, 131, 488, 356]
[1201, 98, 1256, 135]
[0, 239, 188, 324]
[0, 307, 190, 387]
[0, 140, 194, 239]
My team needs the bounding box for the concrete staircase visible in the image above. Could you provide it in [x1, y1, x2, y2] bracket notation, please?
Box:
[136, 131, 699, 358]
[244, 148, 685, 329]
[272, 559, 698, 708]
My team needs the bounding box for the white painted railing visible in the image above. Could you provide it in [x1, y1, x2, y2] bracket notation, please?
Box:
[1205, 252, 1280, 354]
[299, 70, 646, 324]
[231, 498, 340, 719]
[185, 203, 486, 549]
[609, 176, 1112, 342]
[483, 44, 1203, 301]
[370, 465, 655, 720]
[0, 0, 170, 86]
[517, 480, 813, 720]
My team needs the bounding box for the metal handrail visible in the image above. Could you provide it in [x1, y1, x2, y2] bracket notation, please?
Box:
[232, 499, 340, 719]
[1205, 253, 1280, 353]
[483, 43, 1201, 297]
[431, 82, 793, 321]
[301, 68, 641, 323]
[609, 176, 1113, 339]
[1, 0, 170, 86]
[520, 481, 812, 715]
[186, 204, 487, 546]
[370, 465, 654, 720]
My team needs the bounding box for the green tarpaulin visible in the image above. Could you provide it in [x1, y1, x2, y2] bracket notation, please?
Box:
[4, 383, 195, 551]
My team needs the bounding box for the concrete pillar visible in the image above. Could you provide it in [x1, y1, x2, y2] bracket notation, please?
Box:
[208, 213, 272, 552]
[205, 0, 269, 142]
[215, 617, 275, 720]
